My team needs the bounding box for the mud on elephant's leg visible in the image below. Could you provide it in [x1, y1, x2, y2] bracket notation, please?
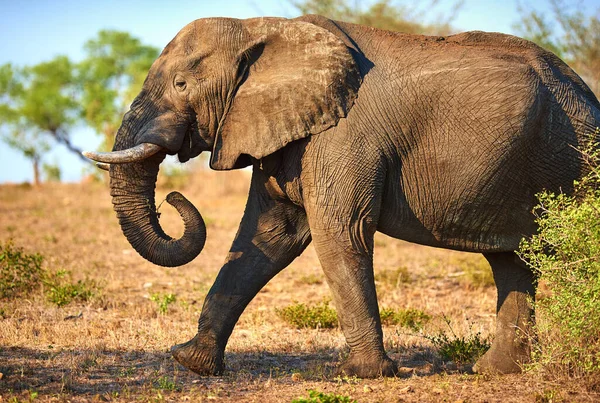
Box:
[473, 252, 536, 374]
[309, 218, 397, 378]
[172, 176, 312, 375]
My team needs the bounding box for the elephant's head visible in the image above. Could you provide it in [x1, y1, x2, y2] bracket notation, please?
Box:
[84, 17, 361, 267]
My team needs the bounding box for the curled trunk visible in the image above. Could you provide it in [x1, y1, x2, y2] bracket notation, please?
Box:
[110, 156, 206, 267]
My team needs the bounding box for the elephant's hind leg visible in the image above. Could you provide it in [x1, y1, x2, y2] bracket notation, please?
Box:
[473, 252, 536, 374]
[172, 171, 312, 375]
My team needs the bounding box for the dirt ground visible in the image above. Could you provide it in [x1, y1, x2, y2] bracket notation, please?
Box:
[0, 168, 597, 402]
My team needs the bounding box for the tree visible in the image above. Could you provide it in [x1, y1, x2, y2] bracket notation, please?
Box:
[78, 30, 159, 151]
[0, 60, 76, 185]
[290, 0, 463, 35]
[0, 30, 159, 184]
[515, 0, 600, 97]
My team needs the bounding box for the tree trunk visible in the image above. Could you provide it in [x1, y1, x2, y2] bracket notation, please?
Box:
[33, 156, 40, 186]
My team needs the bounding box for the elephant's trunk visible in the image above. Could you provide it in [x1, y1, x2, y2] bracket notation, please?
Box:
[109, 148, 206, 268]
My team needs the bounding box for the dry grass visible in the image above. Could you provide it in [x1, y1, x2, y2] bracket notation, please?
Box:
[0, 169, 597, 402]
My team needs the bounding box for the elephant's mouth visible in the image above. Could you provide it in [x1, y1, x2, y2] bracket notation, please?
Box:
[84, 118, 208, 169]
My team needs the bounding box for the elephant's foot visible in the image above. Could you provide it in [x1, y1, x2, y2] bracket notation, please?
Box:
[472, 342, 529, 374]
[171, 334, 224, 375]
[335, 352, 397, 378]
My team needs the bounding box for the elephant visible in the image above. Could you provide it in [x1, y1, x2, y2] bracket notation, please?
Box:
[84, 14, 600, 377]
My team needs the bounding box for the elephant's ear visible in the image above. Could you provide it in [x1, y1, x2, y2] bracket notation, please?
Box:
[210, 18, 362, 170]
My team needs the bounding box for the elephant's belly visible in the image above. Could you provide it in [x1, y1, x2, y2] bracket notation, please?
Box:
[376, 177, 537, 253]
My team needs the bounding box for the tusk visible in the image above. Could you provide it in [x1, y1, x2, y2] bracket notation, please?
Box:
[82, 143, 163, 164]
[96, 163, 110, 171]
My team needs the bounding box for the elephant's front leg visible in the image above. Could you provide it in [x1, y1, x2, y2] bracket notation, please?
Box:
[307, 210, 397, 378]
[172, 175, 311, 375]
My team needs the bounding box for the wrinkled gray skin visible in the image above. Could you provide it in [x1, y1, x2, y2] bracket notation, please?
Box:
[100, 15, 600, 377]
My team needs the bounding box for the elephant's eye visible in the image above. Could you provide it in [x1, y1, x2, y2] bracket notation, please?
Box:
[174, 76, 187, 92]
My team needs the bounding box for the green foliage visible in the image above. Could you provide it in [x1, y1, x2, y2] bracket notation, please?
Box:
[0, 29, 159, 182]
[277, 301, 338, 329]
[290, 0, 462, 35]
[515, 0, 600, 96]
[0, 240, 44, 299]
[519, 128, 600, 385]
[426, 316, 490, 365]
[79, 30, 159, 151]
[379, 307, 430, 330]
[0, 241, 97, 306]
[150, 292, 177, 314]
[292, 389, 356, 403]
[44, 270, 98, 307]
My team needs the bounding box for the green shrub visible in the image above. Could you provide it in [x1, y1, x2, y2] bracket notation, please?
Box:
[0, 240, 99, 306]
[276, 301, 338, 329]
[44, 269, 98, 307]
[0, 240, 44, 299]
[426, 316, 490, 365]
[291, 389, 356, 403]
[379, 307, 430, 330]
[519, 128, 600, 386]
[150, 292, 177, 314]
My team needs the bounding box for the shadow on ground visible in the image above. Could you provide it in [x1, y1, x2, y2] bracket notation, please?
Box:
[0, 345, 456, 396]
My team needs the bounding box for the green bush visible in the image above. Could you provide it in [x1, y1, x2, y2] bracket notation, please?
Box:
[44, 270, 98, 307]
[292, 390, 356, 403]
[519, 128, 600, 386]
[426, 316, 490, 365]
[0, 240, 99, 306]
[379, 307, 430, 330]
[0, 240, 44, 299]
[276, 301, 338, 329]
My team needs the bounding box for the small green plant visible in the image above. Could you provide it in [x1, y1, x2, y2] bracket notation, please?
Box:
[0, 240, 44, 299]
[44, 270, 98, 307]
[150, 292, 177, 314]
[276, 301, 338, 329]
[426, 316, 490, 365]
[379, 307, 430, 330]
[7, 390, 39, 403]
[519, 128, 600, 387]
[155, 376, 178, 391]
[534, 388, 563, 403]
[292, 389, 356, 403]
[375, 266, 411, 287]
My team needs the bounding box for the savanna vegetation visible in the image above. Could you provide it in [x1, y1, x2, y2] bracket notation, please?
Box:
[5, 170, 596, 402]
[1, 0, 600, 401]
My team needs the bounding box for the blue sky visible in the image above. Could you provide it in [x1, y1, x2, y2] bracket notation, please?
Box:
[1, 0, 599, 183]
